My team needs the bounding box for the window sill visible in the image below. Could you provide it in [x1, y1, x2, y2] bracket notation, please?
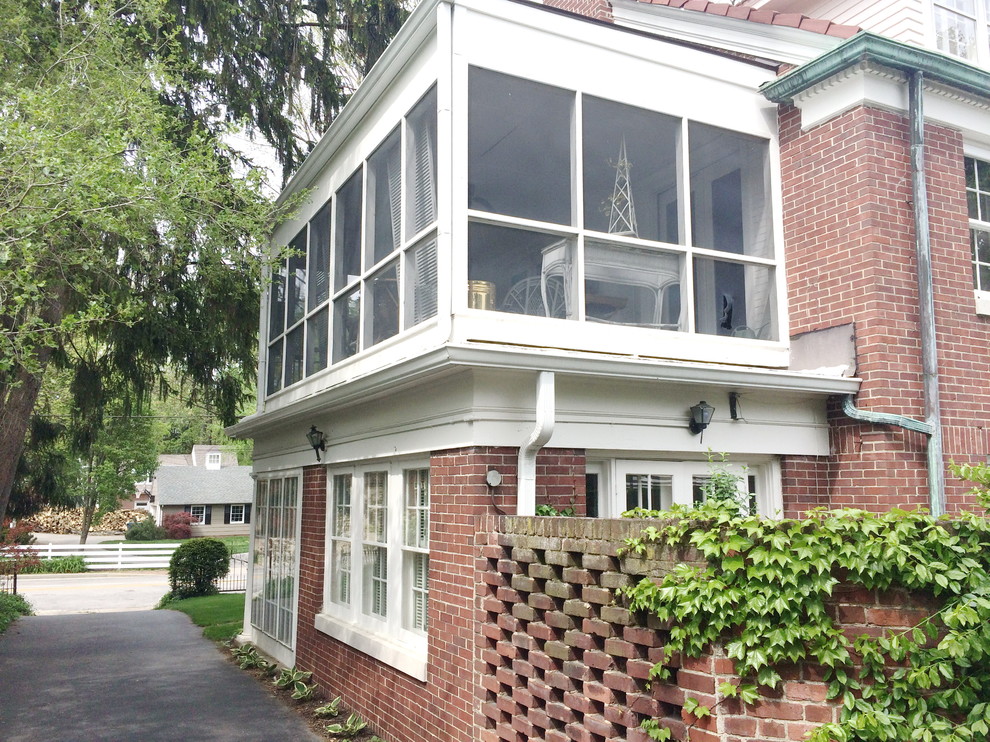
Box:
[314, 611, 427, 682]
[976, 290, 990, 316]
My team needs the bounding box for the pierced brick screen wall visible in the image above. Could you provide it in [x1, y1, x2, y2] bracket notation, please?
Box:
[481, 516, 936, 742]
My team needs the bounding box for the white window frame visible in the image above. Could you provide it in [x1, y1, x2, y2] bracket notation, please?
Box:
[190, 505, 206, 524]
[249, 471, 303, 664]
[206, 452, 222, 469]
[592, 458, 782, 519]
[964, 150, 990, 314]
[229, 504, 245, 524]
[265, 85, 439, 397]
[316, 459, 430, 681]
[932, 0, 990, 66]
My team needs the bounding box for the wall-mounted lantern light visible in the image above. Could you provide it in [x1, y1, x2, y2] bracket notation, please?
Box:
[306, 426, 326, 462]
[688, 401, 715, 440]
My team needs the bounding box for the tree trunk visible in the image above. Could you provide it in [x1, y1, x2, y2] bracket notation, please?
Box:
[0, 285, 68, 523]
[0, 371, 45, 523]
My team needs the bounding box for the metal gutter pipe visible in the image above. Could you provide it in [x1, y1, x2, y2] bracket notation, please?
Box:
[909, 71, 946, 516]
[841, 72, 945, 516]
[517, 371, 555, 516]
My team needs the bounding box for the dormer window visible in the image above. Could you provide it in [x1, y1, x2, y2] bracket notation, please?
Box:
[206, 452, 221, 470]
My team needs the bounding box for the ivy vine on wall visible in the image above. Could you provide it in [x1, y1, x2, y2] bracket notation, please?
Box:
[620, 460, 990, 741]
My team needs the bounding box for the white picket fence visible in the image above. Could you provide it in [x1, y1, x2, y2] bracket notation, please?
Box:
[18, 542, 179, 570]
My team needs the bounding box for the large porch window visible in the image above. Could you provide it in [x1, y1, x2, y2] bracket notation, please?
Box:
[466, 68, 777, 341]
[251, 474, 300, 649]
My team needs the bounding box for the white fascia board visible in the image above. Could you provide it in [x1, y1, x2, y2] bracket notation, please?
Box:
[610, 0, 845, 67]
[789, 61, 990, 138]
[275, 0, 444, 209]
[228, 342, 860, 438]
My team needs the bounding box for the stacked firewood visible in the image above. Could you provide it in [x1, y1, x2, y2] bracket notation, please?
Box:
[27, 508, 150, 534]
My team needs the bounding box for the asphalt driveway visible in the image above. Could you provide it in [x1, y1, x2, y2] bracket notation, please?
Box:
[0, 611, 322, 742]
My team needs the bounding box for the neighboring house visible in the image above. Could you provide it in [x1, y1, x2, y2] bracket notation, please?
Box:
[227, 1, 990, 739]
[149, 445, 253, 537]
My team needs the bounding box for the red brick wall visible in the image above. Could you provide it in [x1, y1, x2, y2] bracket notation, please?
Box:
[779, 103, 990, 514]
[542, 0, 613, 22]
[294, 448, 586, 742]
[481, 516, 937, 742]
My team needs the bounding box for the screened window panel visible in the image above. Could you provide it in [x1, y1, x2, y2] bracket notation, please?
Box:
[366, 260, 400, 347]
[693, 258, 776, 340]
[583, 96, 679, 243]
[689, 123, 773, 260]
[468, 223, 573, 318]
[308, 203, 331, 309]
[406, 236, 438, 326]
[367, 128, 402, 267]
[266, 339, 283, 396]
[468, 68, 572, 225]
[331, 474, 352, 606]
[284, 325, 304, 387]
[333, 287, 361, 363]
[335, 170, 363, 292]
[287, 231, 307, 326]
[305, 307, 329, 377]
[406, 86, 438, 237]
[268, 259, 286, 337]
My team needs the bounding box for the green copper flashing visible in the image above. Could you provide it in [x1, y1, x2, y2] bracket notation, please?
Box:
[761, 31, 990, 104]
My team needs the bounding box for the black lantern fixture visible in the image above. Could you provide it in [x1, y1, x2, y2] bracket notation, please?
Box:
[306, 426, 326, 462]
[689, 401, 715, 438]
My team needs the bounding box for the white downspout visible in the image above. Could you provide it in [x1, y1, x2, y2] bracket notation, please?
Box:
[517, 371, 555, 516]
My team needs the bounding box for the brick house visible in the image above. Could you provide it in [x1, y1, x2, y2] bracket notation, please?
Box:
[227, 0, 990, 738]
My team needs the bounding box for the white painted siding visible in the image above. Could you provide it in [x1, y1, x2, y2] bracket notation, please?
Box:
[751, 0, 927, 47]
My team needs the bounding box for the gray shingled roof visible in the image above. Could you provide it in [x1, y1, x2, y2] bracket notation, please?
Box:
[154, 466, 254, 506]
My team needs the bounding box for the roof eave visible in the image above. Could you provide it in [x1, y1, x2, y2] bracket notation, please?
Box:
[762, 31, 990, 104]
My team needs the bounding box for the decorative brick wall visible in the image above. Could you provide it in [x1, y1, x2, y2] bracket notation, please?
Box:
[779, 103, 990, 514]
[480, 516, 938, 742]
[293, 448, 586, 742]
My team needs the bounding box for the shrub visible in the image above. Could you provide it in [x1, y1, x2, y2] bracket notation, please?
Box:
[162, 511, 195, 539]
[21, 555, 87, 574]
[0, 593, 32, 634]
[125, 519, 168, 541]
[168, 538, 229, 599]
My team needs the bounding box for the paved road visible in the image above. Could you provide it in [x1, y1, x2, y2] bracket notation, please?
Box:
[0, 611, 322, 742]
[16, 571, 171, 614]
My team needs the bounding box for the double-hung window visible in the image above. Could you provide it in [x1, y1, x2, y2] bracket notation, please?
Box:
[318, 462, 430, 679]
[965, 155, 990, 313]
[933, 1, 990, 65]
[266, 86, 438, 396]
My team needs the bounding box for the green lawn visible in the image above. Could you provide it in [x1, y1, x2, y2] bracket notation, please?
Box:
[161, 592, 245, 641]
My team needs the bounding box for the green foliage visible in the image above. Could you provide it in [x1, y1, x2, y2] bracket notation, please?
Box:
[20, 555, 87, 574]
[273, 666, 313, 700]
[325, 713, 368, 738]
[620, 486, 990, 742]
[535, 503, 576, 517]
[168, 538, 229, 599]
[230, 643, 270, 672]
[0, 592, 32, 634]
[315, 697, 343, 718]
[125, 519, 169, 541]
